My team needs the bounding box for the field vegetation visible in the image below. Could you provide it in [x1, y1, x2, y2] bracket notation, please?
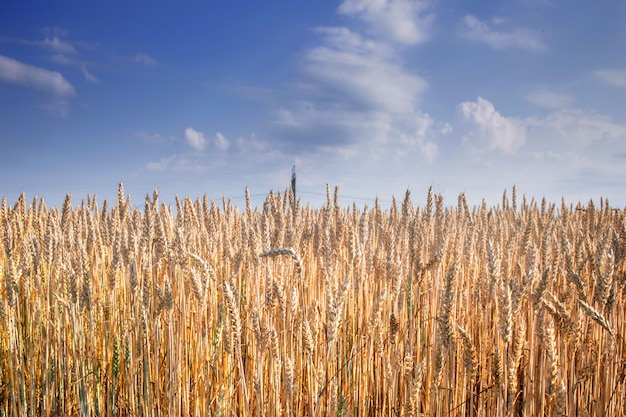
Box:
[0, 184, 625, 416]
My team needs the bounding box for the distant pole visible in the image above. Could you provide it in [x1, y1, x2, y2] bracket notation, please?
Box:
[291, 165, 296, 201]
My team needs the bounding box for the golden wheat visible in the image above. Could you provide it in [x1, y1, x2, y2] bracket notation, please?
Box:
[0, 185, 624, 416]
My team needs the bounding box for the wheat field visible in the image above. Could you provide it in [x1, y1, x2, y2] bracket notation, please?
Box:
[0, 184, 624, 416]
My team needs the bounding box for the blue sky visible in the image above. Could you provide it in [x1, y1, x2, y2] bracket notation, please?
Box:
[1, 1, 626, 209]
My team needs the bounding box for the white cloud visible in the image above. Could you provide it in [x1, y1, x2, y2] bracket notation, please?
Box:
[215, 132, 230, 151]
[81, 66, 100, 83]
[526, 89, 573, 109]
[441, 122, 453, 135]
[132, 53, 158, 66]
[274, 103, 437, 161]
[338, 0, 434, 45]
[273, 105, 393, 149]
[461, 15, 547, 52]
[270, 4, 438, 166]
[184, 127, 207, 151]
[459, 97, 526, 153]
[49, 53, 101, 83]
[305, 28, 427, 114]
[19, 32, 77, 54]
[455, 101, 626, 193]
[0, 55, 76, 96]
[42, 36, 76, 54]
[184, 128, 231, 152]
[594, 69, 626, 88]
[314, 27, 391, 56]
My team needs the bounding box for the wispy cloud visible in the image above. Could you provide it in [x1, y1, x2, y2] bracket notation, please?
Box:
[459, 97, 526, 153]
[272, 101, 437, 162]
[594, 69, 626, 88]
[18, 34, 77, 54]
[215, 132, 230, 151]
[132, 53, 158, 66]
[184, 127, 207, 151]
[184, 128, 230, 152]
[42, 36, 77, 54]
[461, 15, 547, 52]
[0, 55, 76, 96]
[526, 89, 573, 109]
[306, 28, 427, 114]
[273, 105, 394, 151]
[338, 0, 434, 45]
[81, 66, 100, 83]
[49, 53, 101, 84]
[269, 1, 438, 164]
